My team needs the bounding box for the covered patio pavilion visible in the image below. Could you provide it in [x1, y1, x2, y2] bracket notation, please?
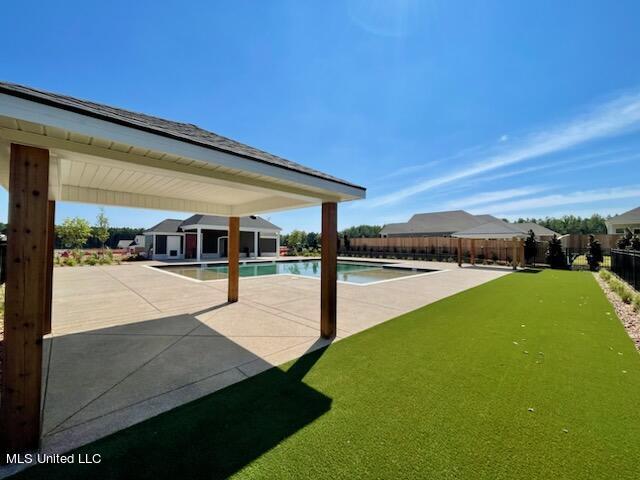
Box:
[0, 82, 365, 453]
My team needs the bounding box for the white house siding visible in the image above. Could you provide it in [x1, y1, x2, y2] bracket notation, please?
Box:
[147, 228, 279, 261]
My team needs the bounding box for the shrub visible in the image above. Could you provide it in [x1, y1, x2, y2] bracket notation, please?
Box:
[619, 288, 633, 304]
[64, 257, 77, 267]
[599, 269, 611, 281]
[608, 277, 632, 304]
[524, 230, 537, 264]
[617, 228, 634, 249]
[545, 235, 567, 269]
[586, 234, 603, 271]
[633, 295, 640, 312]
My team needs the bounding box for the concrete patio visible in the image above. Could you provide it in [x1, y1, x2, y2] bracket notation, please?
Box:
[40, 260, 509, 454]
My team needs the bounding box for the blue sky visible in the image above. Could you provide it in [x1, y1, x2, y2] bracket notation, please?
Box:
[1, 0, 639, 232]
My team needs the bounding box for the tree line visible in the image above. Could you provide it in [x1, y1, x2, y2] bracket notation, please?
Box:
[52, 210, 144, 249]
[280, 225, 382, 254]
[512, 214, 609, 235]
[0, 210, 143, 250]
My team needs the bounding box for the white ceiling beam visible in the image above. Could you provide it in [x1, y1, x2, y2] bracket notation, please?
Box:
[61, 185, 233, 216]
[231, 196, 317, 216]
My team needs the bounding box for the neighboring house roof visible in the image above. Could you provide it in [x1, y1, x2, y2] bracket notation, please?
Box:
[117, 239, 135, 248]
[607, 206, 640, 224]
[452, 221, 527, 239]
[0, 82, 364, 191]
[381, 210, 499, 236]
[513, 222, 559, 237]
[144, 215, 280, 233]
[474, 214, 503, 224]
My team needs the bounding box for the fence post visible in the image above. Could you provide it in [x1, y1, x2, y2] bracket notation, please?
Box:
[512, 236, 518, 270]
[470, 239, 476, 265]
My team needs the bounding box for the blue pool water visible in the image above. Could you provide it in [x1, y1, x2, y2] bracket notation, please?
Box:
[158, 260, 432, 285]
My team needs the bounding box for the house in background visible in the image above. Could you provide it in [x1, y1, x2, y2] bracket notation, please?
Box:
[116, 235, 146, 253]
[144, 214, 281, 261]
[380, 210, 559, 239]
[605, 207, 640, 234]
[380, 210, 502, 237]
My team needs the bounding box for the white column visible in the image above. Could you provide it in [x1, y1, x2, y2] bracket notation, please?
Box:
[196, 227, 202, 262]
[276, 234, 280, 258]
[254, 231, 259, 258]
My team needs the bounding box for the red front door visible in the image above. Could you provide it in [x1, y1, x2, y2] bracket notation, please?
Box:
[185, 234, 197, 259]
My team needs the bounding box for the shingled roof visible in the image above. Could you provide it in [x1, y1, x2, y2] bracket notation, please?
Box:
[0, 81, 364, 191]
[381, 210, 502, 236]
[608, 207, 640, 224]
[145, 215, 280, 233]
[181, 214, 280, 231]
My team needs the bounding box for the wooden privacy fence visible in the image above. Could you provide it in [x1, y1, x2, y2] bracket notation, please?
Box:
[560, 234, 620, 250]
[341, 236, 524, 266]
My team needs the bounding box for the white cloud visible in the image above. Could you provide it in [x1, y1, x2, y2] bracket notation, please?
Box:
[368, 89, 640, 207]
[473, 186, 640, 214]
[499, 134, 509, 142]
[445, 186, 550, 209]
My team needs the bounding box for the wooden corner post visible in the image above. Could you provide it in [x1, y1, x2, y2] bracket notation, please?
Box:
[457, 237, 462, 267]
[512, 236, 518, 270]
[321, 202, 337, 338]
[1, 144, 50, 452]
[228, 216, 240, 302]
[43, 201, 56, 334]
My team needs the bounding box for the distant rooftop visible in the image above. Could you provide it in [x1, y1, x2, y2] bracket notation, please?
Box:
[145, 215, 280, 233]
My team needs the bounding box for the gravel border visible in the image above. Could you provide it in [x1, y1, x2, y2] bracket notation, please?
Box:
[594, 272, 640, 351]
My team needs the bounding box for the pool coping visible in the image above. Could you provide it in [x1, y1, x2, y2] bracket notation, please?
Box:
[143, 259, 449, 287]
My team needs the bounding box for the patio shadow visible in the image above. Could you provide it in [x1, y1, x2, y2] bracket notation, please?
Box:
[17, 310, 332, 480]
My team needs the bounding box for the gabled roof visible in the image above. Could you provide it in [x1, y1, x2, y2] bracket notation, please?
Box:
[453, 221, 526, 239]
[381, 210, 495, 236]
[145, 219, 184, 234]
[181, 214, 281, 231]
[116, 239, 135, 248]
[0, 81, 364, 191]
[608, 206, 640, 224]
[144, 215, 280, 233]
[514, 222, 559, 237]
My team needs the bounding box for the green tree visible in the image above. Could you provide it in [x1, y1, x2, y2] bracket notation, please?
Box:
[57, 217, 92, 249]
[341, 225, 382, 238]
[586, 234, 603, 271]
[523, 230, 537, 264]
[94, 207, 110, 251]
[617, 228, 634, 249]
[545, 235, 567, 269]
[306, 231, 319, 249]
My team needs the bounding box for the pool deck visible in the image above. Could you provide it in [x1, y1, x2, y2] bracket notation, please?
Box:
[36, 258, 510, 457]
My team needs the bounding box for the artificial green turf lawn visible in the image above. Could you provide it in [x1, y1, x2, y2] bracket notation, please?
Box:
[13, 270, 640, 479]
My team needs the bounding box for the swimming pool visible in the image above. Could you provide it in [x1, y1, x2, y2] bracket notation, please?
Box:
[155, 260, 437, 285]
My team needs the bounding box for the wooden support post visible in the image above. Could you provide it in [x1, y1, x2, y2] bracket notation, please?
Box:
[228, 217, 239, 303]
[43, 201, 55, 335]
[512, 236, 518, 270]
[457, 237, 462, 267]
[321, 202, 337, 338]
[1, 144, 50, 452]
[519, 239, 525, 268]
[470, 238, 476, 265]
